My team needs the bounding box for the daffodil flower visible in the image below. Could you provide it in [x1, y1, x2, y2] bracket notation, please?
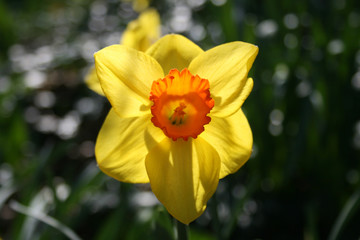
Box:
[94, 34, 258, 224]
[121, 0, 150, 12]
[85, 8, 160, 95]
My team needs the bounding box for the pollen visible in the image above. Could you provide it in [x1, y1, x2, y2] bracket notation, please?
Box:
[150, 68, 214, 141]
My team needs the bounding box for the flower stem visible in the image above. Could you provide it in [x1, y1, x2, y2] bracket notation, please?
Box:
[175, 219, 189, 240]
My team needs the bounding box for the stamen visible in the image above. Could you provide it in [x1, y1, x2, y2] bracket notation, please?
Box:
[170, 102, 186, 125]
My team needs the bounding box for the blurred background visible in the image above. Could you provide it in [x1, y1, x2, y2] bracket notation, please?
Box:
[1, 0, 360, 239]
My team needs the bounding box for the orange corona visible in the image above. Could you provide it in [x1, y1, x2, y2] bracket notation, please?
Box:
[150, 68, 214, 141]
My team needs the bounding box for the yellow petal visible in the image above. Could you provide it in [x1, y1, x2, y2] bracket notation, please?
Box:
[121, 9, 160, 52]
[94, 45, 164, 117]
[201, 109, 253, 179]
[84, 66, 105, 96]
[96, 109, 165, 183]
[145, 138, 220, 224]
[120, 0, 149, 12]
[132, 0, 150, 12]
[145, 34, 204, 74]
[188, 42, 258, 117]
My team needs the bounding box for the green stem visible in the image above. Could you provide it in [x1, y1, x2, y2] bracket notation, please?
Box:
[175, 219, 189, 240]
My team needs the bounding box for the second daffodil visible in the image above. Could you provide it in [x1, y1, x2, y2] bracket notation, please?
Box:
[85, 8, 160, 95]
[94, 34, 258, 224]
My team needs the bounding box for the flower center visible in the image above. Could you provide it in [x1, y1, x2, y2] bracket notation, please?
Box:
[170, 102, 186, 125]
[150, 68, 214, 141]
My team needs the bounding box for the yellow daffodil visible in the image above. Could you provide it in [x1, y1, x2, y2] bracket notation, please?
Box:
[94, 34, 258, 224]
[121, 0, 150, 12]
[85, 9, 160, 95]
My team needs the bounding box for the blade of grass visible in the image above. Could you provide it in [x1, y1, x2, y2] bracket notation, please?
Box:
[328, 187, 360, 240]
[9, 200, 82, 240]
[0, 186, 16, 209]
